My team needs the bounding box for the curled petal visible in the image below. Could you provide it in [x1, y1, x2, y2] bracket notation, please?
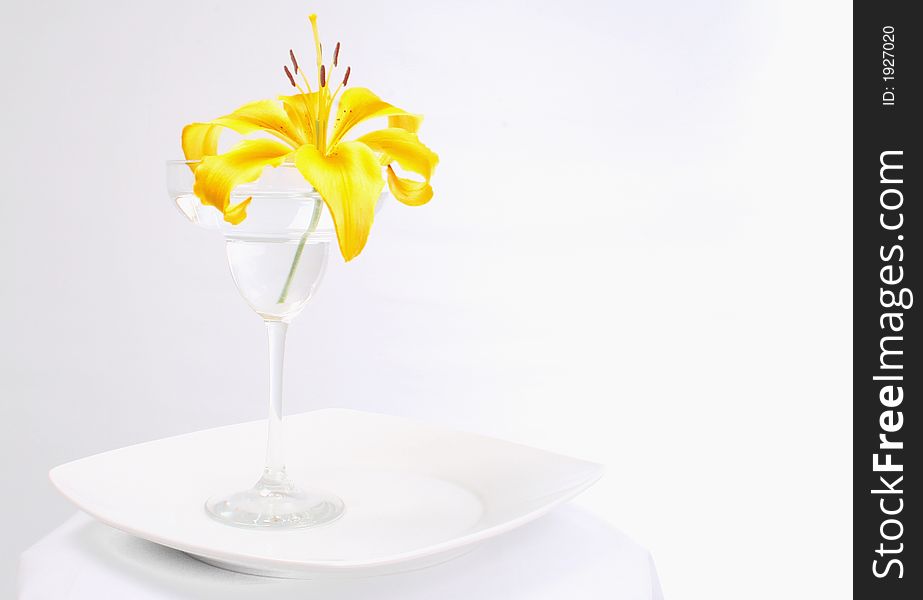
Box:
[293, 141, 384, 261]
[388, 114, 423, 133]
[223, 197, 252, 225]
[192, 139, 293, 224]
[329, 87, 414, 148]
[182, 123, 221, 163]
[357, 128, 438, 206]
[386, 166, 432, 206]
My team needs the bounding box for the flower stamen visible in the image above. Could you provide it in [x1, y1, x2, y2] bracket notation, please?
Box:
[289, 49, 299, 74]
[327, 66, 349, 114]
[283, 65, 297, 88]
[309, 14, 323, 74]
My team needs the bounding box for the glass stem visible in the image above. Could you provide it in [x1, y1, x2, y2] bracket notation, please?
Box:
[263, 320, 289, 485]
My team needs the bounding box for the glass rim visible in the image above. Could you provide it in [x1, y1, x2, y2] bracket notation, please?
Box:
[166, 159, 299, 168]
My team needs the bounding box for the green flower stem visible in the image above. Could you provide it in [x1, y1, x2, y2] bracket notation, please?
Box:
[277, 198, 323, 304]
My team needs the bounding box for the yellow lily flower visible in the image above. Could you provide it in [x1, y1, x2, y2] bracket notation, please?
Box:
[181, 14, 438, 261]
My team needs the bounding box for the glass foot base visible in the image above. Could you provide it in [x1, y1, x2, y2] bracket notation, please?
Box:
[205, 471, 344, 529]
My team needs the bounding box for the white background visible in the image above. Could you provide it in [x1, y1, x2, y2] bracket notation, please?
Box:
[0, 0, 851, 597]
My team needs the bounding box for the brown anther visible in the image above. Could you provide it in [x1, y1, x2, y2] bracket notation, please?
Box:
[289, 49, 299, 74]
[320, 65, 326, 87]
[333, 42, 341, 67]
[284, 65, 297, 87]
[342, 66, 351, 86]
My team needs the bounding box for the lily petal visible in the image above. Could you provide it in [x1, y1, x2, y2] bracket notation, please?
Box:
[278, 92, 323, 146]
[357, 128, 438, 206]
[293, 141, 384, 261]
[193, 139, 293, 224]
[211, 99, 304, 147]
[223, 197, 253, 225]
[374, 116, 424, 165]
[388, 114, 423, 133]
[181, 123, 221, 163]
[386, 165, 433, 206]
[182, 100, 303, 165]
[329, 88, 413, 148]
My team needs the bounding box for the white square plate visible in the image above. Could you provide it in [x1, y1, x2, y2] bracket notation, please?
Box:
[50, 409, 603, 578]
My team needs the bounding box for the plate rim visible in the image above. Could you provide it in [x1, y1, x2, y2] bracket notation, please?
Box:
[49, 408, 604, 571]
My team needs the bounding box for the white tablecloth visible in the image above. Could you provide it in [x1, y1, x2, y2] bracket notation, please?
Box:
[19, 506, 663, 599]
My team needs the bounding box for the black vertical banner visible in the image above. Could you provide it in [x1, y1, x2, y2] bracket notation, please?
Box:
[855, 2, 919, 597]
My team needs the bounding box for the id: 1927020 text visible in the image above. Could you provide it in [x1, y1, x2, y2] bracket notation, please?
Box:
[882, 26, 895, 106]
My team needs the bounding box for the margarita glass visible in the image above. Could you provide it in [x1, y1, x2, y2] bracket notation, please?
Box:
[167, 160, 348, 529]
